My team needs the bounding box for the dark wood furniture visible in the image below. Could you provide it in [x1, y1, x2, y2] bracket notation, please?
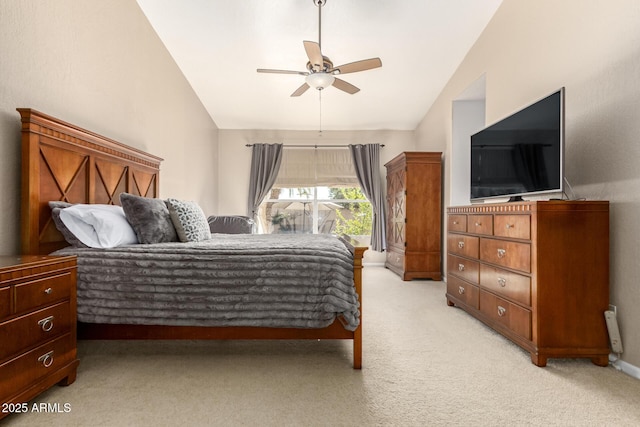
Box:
[18, 108, 366, 369]
[446, 201, 610, 366]
[385, 152, 442, 280]
[0, 255, 78, 419]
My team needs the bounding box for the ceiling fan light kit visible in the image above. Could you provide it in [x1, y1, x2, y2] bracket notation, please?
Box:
[257, 0, 382, 97]
[306, 72, 335, 90]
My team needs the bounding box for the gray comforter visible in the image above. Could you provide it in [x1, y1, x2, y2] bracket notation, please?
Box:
[52, 234, 360, 331]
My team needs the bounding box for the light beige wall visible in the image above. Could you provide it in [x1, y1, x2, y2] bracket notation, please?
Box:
[415, 0, 640, 369]
[0, 0, 219, 255]
[218, 129, 417, 263]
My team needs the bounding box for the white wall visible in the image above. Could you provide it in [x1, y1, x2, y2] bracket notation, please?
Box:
[0, 0, 219, 255]
[451, 100, 485, 206]
[415, 0, 640, 370]
[218, 129, 417, 263]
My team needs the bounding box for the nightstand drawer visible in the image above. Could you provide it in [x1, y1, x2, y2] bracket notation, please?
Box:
[0, 333, 75, 399]
[447, 254, 479, 284]
[447, 234, 479, 258]
[479, 290, 531, 340]
[0, 286, 10, 320]
[0, 301, 72, 362]
[14, 272, 72, 314]
[447, 275, 479, 309]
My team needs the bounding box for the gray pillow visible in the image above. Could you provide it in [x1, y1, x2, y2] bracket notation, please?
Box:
[120, 193, 178, 244]
[166, 198, 212, 242]
[48, 202, 88, 248]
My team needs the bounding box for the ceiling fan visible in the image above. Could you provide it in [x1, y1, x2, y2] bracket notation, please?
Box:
[257, 0, 382, 97]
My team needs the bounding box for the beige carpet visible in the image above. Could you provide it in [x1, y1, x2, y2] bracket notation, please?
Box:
[4, 267, 640, 427]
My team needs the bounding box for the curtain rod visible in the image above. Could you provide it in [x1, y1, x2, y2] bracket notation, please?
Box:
[245, 144, 384, 148]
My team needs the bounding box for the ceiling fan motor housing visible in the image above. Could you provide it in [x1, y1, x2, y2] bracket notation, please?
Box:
[306, 56, 334, 73]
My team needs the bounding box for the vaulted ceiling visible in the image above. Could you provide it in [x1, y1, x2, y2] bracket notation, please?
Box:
[136, 0, 502, 131]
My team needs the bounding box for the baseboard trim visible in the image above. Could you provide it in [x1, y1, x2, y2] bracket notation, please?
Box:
[609, 354, 640, 380]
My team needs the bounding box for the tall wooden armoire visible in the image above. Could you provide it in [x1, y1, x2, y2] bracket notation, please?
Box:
[385, 152, 442, 281]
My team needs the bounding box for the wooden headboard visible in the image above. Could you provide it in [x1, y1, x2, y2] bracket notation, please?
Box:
[19, 108, 163, 255]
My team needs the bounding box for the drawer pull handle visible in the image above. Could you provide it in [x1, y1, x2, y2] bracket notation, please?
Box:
[475, 222, 481, 227]
[453, 220, 459, 225]
[38, 350, 54, 368]
[458, 286, 465, 295]
[497, 306, 507, 317]
[497, 277, 507, 287]
[44, 287, 53, 295]
[505, 223, 514, 229]
[38, 315, 55, 332]
[458, 263, 465, 272]
[497, 248, 506, 258]
[457, 241, 465, 249]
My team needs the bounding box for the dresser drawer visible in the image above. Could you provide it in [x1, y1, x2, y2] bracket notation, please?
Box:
[448, 215, 467, 232]
[480, 264, 531, 306]
[447, 275, 479, 309]
[494, 214, 531, 240]
[0, 286, 10, 320]
[479, 290, 531, 340]
[468, 215, 493, 236]
[447, 234, 479, 258]
[14, 272, 72, 314]
[0, 333, 75, 400]
[480, 238, 531, 273]
[447, 254, 479, 284]
[386, 250, 404, 270]
[0, 301, 72, 362]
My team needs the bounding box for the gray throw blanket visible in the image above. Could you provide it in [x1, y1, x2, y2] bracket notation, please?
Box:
[52, 234, 360, 331]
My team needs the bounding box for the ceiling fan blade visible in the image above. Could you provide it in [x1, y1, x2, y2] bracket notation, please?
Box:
[291, 83, 310, 97]
[332, 78, 360, 94]
[303, 40, 324, 70]
[331, 58, 382, 75]
[257, 68, 308, 76]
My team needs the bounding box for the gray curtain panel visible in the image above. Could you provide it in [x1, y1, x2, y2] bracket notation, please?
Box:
[349, 144, 386, 251]
[247, 143, 283, 221]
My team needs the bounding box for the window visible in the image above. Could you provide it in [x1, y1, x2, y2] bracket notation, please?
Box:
[256, 147, 372, 243]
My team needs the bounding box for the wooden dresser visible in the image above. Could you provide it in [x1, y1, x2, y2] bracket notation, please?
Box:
[385, 152, 442, 281]
[0, 255, 78, 418]
[446, 201, 610, 367]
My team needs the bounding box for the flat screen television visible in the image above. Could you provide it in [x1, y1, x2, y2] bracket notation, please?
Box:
[470, 88, 564, 201]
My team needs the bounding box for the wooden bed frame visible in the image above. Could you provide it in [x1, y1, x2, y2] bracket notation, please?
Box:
[19, 108, 366, 369]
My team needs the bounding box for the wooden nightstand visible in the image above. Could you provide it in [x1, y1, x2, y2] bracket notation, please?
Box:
[0, 255, 79, 419]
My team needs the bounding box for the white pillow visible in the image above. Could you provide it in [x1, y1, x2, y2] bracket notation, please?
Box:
[59, 204, 139, 248]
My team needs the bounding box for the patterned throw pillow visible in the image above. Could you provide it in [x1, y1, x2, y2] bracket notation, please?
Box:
[166, 198, 212, 242]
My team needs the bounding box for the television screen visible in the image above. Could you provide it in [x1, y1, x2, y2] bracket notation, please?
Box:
[470, 88, 564, 201]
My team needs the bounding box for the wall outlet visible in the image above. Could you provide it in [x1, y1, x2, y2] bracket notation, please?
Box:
[604, 310, 623, 354]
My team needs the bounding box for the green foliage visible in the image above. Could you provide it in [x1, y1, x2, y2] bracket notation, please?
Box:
[332, 188, 372, 236]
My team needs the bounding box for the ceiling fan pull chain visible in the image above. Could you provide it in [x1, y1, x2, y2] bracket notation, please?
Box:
[319, 90, 323, 136]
